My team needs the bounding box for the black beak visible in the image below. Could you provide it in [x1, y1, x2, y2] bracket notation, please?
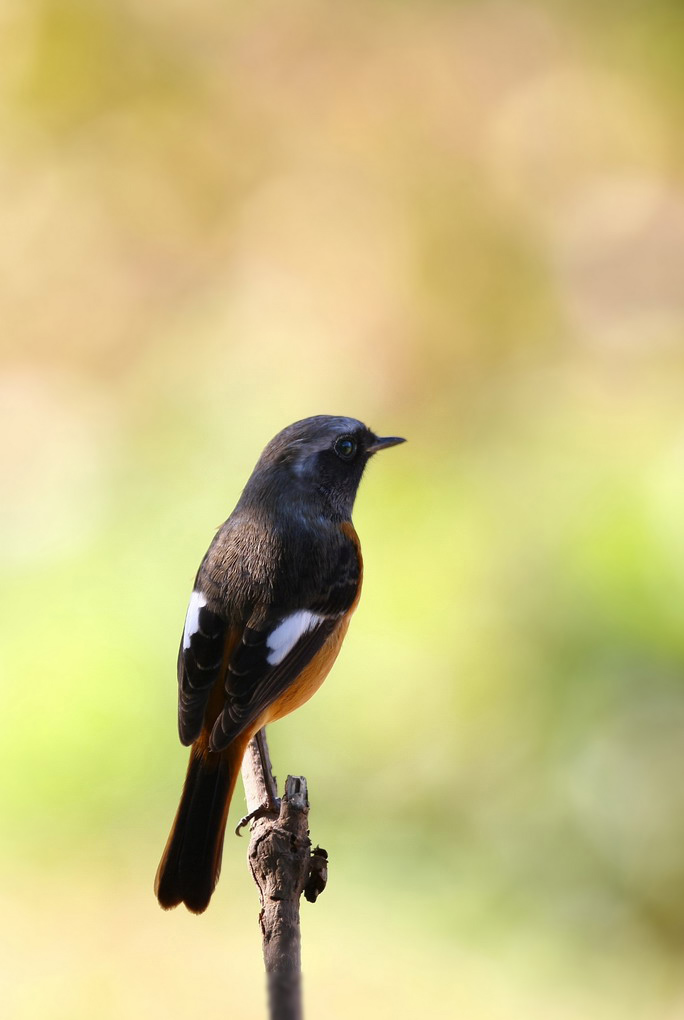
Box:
[366, 435, 406, 454]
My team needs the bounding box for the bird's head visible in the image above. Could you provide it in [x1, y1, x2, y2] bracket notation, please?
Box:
[244, 415, 405, 520]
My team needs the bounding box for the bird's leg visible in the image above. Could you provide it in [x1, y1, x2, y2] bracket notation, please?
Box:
[235, 727, 282, 835]
[255, 726, 280, 809]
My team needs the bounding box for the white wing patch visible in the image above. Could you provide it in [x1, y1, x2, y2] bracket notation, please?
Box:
[183, 590, 208, 649]
[266, 611, 325, 666]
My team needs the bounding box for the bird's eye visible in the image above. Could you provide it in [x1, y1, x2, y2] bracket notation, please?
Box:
[334, 436, 357, 460]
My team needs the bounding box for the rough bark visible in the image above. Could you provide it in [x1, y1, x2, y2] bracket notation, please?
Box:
[241, 729, 327, 1020]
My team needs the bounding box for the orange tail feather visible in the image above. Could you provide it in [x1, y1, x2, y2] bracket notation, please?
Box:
[155, 737, 247, 914]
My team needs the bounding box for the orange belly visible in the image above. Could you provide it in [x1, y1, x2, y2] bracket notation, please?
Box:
[264, 614, 354, 724]
[265, 524, 363, 725]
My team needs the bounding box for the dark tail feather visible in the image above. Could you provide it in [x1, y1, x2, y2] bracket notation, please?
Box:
[155, 742, 243, 913]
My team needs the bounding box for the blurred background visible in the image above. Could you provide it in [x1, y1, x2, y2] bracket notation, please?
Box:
[2, 1, 684, 1017]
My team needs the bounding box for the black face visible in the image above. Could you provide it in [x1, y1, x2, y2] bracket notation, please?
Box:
[312, 425, 375, 518]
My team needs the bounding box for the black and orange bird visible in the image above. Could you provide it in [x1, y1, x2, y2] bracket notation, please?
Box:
[155, 415, 405, 913]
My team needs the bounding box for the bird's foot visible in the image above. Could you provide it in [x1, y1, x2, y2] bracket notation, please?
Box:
[235, 799, 281, 836]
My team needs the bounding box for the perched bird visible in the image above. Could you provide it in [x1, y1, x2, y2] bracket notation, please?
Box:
[155, 415, 405, 913]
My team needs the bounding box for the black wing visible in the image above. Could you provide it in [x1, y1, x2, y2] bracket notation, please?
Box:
[177, 595, 228, 746]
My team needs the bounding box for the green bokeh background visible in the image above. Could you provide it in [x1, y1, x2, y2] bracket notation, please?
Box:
[3, 1, 684, 1017]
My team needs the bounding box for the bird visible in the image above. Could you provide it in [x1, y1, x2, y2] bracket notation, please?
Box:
[155, 415, 405, 913]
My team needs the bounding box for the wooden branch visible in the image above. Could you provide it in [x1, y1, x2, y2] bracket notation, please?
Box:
[241, 728, 328, 1020]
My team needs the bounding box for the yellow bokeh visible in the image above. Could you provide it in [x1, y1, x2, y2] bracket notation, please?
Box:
[2, 2, 684, 1017]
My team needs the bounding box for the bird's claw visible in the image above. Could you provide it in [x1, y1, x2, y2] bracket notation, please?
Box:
[235, 800, 281, 836]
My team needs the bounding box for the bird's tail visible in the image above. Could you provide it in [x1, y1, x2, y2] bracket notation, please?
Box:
[155, 738, 247, 914]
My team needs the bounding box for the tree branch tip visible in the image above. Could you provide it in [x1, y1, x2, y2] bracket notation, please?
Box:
[284, 775, 309, 811]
